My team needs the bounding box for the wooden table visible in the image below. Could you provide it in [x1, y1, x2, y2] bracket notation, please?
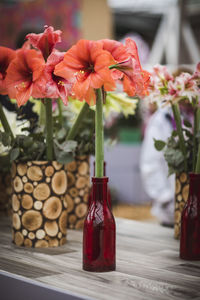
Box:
[0, 216, 200, 300]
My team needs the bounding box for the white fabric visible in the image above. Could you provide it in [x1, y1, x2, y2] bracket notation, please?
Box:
[140, 108, 175, 224]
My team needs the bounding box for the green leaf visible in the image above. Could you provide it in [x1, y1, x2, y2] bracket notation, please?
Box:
[154, 139, 166, 151]
[54, 140, 77, 152]
[172, 130, 178, 137]
[56, 152, 74, 164]
[0, 131, 12, 147]
[10, 148, 20, 161]
[56, 128, 67, 141]
[183, 119, 192, 128]
[164, 148, 184, 167]
[23, 136, 33, 148]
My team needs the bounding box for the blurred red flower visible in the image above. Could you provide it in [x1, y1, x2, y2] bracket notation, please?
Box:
[44, 50, 72, 105]
[26, 26, 62, 61]
[6, 49, 45, 106]
[101, 38, 150, 97]
[0, 46, 16, 95]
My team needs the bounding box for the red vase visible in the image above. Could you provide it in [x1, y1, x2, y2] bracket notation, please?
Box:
[180, 173, 200, 260]
[83, 177, 116, 272]
[88, 162, 111, 208]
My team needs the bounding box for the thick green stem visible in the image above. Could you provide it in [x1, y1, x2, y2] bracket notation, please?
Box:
[193, 107, 200, 171]
[39, 101, 46, 126]
[0, 102, 14, 142]
[95, 88, 104, 178]
[45, 99, 53, 161]
[171, 103, 187, 171]
[67, 101, 89, 140]
[57, 98, 63, 126]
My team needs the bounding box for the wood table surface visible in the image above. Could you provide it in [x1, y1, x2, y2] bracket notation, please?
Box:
[0, 216, 200, 300]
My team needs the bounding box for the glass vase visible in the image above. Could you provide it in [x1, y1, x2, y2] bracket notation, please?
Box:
[88, 162, 111, 208]
[83, 177, 116, 272]
[180, 173, 200, 260]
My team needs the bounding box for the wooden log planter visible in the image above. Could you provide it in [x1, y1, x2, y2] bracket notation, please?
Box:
[174, 172, 189, 239]
[64, 156, 90, 230]
[11, 161, 68, 248]
[0, 172, 12, 215]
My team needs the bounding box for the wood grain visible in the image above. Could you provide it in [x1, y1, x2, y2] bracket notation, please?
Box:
[0, 217, 200, 300]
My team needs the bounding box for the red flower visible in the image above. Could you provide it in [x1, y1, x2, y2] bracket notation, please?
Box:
[54, 39, 116, 105]
[44, 50, 72, 105]
[26, 26, 62, 61]
[101, 38, 150, 97]
[6, 49, 45, 106]
[0, 46, 16, 95]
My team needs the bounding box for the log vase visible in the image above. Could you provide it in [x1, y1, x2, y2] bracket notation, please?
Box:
[174, 172, 189, 239]
[11, 161, 68, 247]
[65, 156, 90, 229]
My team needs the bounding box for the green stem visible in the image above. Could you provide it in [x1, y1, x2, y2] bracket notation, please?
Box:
[171, 103, 187, 171]
[39, 101, 46, 126]
[57, 98, 63, 127]
[66, 101, 89, 140]
[45, 99, 54, 161]
[0, 102, 14, 142]
[95, 88, 104, 178]
[193, 107, 200, 171]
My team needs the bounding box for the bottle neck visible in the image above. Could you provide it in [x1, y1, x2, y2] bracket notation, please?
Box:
[92, 177, 108, 204]
[93, 162, 106, 176]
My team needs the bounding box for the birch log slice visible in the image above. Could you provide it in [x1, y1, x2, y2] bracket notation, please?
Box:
[24, 238, 32, 247]
[43, 197, 62, 220]
[52, 171, 67, 195]
[75, 203, 88, 219]
[14, 231, 24, 246]
[12, 194, 20, 212]
[66, 161, 77, 172]
[64, 195, 74, 212]
[13, 213, 21, 230]
[21, 194, 33, 210]
[59, 211, 67, 234]
[67, 172, 75, 187]
[33, 183, 50, 200]
[44, 221, 59, 237]
[22, 210, 43, 231]
[78, 162, 88, 176]
[17, 164, 27, 176]
[24, 182, 34, 194]
[27, 166, 43, 181]
[35, 240, 49, 248]
[13, 176, 23, 193]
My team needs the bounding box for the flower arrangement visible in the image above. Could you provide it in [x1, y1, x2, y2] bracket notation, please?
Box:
[146, 64, 200, 175]
[0, 26, 150, 174]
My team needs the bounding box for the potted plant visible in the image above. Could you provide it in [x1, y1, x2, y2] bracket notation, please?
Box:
[53, 37, 150, 271]
[145, 64, 200, 239]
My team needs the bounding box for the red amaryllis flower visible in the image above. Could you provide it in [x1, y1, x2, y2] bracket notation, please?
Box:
[100, 39, 128, 81]
[6, 49, 45, 106]
[101, 38, 150, 97]
[54, 39, 116, 105]
[0, 46, 16, 95]
[26, 25, 62, 61]
[44, 50, 72, 105]
[117, 38, 150, 96]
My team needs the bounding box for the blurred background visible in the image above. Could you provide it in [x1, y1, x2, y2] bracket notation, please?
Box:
[1, 0, 200, 223]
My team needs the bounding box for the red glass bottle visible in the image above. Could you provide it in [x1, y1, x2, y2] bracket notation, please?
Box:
[180, 173, 200, 260]
[83, 177, 116, 272]
[88, 162, 111, 208]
